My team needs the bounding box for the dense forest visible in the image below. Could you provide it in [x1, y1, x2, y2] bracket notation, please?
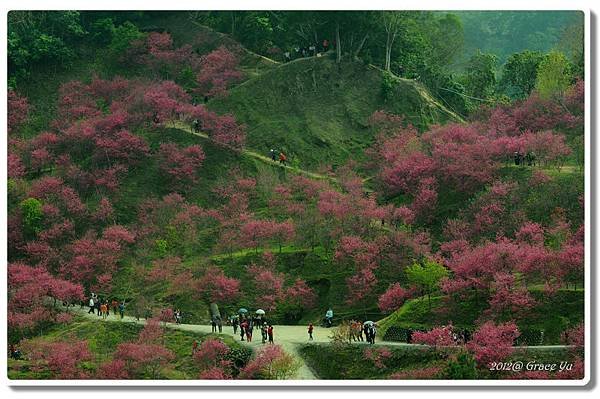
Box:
[7, 11, 585, 381]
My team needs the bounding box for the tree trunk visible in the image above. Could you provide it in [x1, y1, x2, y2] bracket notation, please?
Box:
[354, 34, 368, 60]
[385, 36, 391, 71]
[384, 32, 396, 72]
[335, 23, 341, 64]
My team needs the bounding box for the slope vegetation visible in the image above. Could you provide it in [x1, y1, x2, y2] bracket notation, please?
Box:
[209, 55, 462, 169]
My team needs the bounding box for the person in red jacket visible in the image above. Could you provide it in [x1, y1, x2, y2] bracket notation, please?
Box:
[308, 323, 314, 341]
[267, 325, 274, 344]
[279, 152, 287, 166]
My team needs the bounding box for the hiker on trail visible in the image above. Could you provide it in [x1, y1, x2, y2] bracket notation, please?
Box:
[232, 317, 239, 334]
[529, 152, 537, 167]
[261, 324, 268, 343]
[9, 344, 22, 360]
[268, 325, 274, 344]
[192, 340, 198, 355]
[322, 39, 329, 52]
[96, 298, 102, 316]
[211, 318, 217, 333]
[284, 51, 291, 62]
[193, 119, 200, 133]
[240, 319, 247, 341]
[308, 323, 314, 341]
[279, 152, 287, 166]
[357, 321, 364, 342]
[119, 302, 125, 319]
[364, 324, 376, 344]
[100, 303, 108, 320]
[216, 316, 222, 333]
[514, 151, 521, 166]
[270, 149, 277, 161]
[325, 308, 333, 327]
[88, 296, 95, 314]
[153, 113, 160, 124]
[526, 152, 536, 167]
[309, 45, 316, 56]
[247, 319, 254, 342]
[175, 309, 182, 324]
[111, 299, 119, 315]
[371, 325, 377, 344]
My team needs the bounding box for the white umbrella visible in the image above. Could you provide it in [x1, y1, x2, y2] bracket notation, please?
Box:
[255, 309, 266, 315]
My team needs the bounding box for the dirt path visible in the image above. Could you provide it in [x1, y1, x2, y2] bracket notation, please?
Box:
[171, 121, 337, 183]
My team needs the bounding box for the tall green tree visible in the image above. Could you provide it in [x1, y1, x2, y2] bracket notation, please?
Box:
[20, 198, 43, 238]
[500, 50, 545, 99]
[462, 50, 498, 100]
[380, 11, 406, 72]
[8, 11, 85, 85]
[429, 13, 464, 67]
[405, 260, 448, 309]
[535, 50, 572, 99]
[559, 17, 584, 79]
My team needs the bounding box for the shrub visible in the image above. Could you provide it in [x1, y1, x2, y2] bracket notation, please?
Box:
[443, 352, 478, 379]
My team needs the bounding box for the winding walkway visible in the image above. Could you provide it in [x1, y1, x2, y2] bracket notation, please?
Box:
[68, 306, 572, 380]
[170, 121, 337, 183]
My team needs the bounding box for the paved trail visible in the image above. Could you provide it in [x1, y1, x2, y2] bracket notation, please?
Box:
[72, 307, 335, 379]
[69, 307, 573, 379]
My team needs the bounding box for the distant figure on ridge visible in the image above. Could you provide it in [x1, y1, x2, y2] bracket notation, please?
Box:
[279, 152, 287, 166]
[270, 149, 277, 161]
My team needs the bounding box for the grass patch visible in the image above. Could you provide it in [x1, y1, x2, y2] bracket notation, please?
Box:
[299, 343, 445, 379]
[378, 289, 584, 344]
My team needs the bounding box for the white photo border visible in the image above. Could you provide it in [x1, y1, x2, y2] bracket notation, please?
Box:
[0, 0, 593, 388]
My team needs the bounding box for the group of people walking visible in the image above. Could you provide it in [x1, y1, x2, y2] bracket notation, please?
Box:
[282, 39, 331, 62]
[87, 293, 125, 320]
[347, 320, 377, 344]
[211, 315, 223, 333]
[269, 149, 287, 166]
[230, 316, 275, 344]
[513, 151, 537, 166]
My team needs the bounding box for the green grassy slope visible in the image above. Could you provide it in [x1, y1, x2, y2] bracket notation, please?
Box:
[299, 342, 571, 379]
[377, 289, 584, 344]
[140, 12, 280, 79]
[8, 316, 249, 380]
[209, 55, 462, 170]
[211, 248, 384, 324]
